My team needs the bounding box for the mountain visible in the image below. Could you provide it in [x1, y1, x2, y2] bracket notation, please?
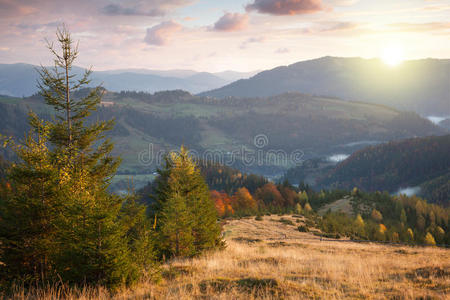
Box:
[1, 90, 446, 179]
[200, 57, 450, 116]
[0, 64, 258, 97]
[317, 135, 450, 205]
[212, 70, 260, 82]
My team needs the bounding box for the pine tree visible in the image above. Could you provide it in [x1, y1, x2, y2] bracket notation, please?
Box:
[37, 25, 118, 189]
[0, 25, 154, 288]
[36, 25, 148, 288]
[0, 115, 60, 283]
[154, 147, 222, 257]
[120, 194, 157, 279]
[159, 192, 194, 257]
[400, 208, 407, 225]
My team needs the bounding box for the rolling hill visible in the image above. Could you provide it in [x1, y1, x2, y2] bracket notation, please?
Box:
[201, 57, 450, 116]
[0, 90, 446, 179]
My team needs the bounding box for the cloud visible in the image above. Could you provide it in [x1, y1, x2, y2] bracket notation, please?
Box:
[319, 21, 358, 32]
[275, 47, 290, 53]
[326, 0, 359, 6]
[240, 36, 265, 49]
[387, 22, 450, 33]
[144, 21, 182, 46]
[246, 0, 324, 15]
[15, 21, 60, 30]
[0, 0, 37, 17]
[100, 0, 194, 17]
[102, 4, 164, 16]
[213, 12, 249, 32]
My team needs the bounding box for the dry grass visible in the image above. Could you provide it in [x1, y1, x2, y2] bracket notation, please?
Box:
[7, 215, 450, 299]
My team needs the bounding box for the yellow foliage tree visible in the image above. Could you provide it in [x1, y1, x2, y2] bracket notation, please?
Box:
[304, 202, 312, 212]
[424, 232, 436, 246]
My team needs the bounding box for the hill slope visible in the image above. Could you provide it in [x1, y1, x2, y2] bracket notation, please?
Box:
[201, 57, 450, 116]
[14, 216, 450, 299]
[0, 91, 446, 177]
[318, 135, 450, 205]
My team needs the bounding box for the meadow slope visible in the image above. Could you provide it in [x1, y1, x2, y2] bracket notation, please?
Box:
[12, 215, 449, 299]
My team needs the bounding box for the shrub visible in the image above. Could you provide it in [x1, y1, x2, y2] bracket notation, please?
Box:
[297, 225, 309, 232]
[255, 215, 263, 221]
[279, 218, 294, 225]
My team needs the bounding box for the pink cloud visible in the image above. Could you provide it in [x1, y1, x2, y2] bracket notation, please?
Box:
[246, 0, 324, 15]
[144, 21, 182, 46]
[0, 0, 37, 17]
[213, 12, 249, 32]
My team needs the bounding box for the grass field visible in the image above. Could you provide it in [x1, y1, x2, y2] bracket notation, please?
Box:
[11, 215, 449, 299]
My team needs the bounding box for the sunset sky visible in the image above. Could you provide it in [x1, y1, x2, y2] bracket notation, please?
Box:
[1, 0, 449, 72]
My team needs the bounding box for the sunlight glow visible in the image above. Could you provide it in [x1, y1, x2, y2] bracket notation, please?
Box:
[381, 44, 405, 67]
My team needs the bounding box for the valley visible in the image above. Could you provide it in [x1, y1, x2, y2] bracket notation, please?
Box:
[0, 90, 446, 183]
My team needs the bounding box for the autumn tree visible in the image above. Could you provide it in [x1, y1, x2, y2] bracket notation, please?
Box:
[424, 232, 436, 246]
[371, 209, 383, 223]
[232, 187, 258, 213]
[304, 202, 313, 213]
[211, 190, 233, 217]
[254, 183, 284, 208]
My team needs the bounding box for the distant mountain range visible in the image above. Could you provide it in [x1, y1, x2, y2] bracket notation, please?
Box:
[201, 56, 450, 117]
[0, 63, 258, 97]
[3, 57, 449, 117]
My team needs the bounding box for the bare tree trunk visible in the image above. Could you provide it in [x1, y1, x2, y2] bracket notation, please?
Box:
[176, 230, 180, 257]
[64, 59, 72, 146]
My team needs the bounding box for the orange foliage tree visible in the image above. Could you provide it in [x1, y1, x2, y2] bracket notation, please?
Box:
[210, 190, 234, 217]
[232, 187, 258, 212]
[254, 183, 284, 208]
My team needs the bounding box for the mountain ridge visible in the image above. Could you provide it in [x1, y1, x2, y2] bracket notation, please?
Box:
[200, 56, 450, 116]
[0, 63, 257, 97]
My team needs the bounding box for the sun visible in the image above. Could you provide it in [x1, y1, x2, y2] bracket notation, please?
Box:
[380, 44, 405, 67]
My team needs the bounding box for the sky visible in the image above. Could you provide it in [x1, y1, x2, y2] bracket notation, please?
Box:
[1, 0, 449, 72]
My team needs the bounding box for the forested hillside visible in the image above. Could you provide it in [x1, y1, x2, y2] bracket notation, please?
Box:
[318, 135, 450, 205]
[0, 90, 446, 176]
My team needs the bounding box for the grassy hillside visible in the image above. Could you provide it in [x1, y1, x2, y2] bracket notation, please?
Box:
[9, 216, 449, 299]
[0, 90, 446, 178]
[201, 57, 450, 116]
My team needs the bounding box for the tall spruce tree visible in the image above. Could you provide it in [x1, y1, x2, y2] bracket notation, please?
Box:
[120, 194, 158, 280]
[0, 115, 61, 284]
[0, 25, 155, 289]
[154, 147, 222, 258]
[37, 25, 144, 288]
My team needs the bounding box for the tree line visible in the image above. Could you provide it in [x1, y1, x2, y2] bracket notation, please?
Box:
[319, 189, 449, 245]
